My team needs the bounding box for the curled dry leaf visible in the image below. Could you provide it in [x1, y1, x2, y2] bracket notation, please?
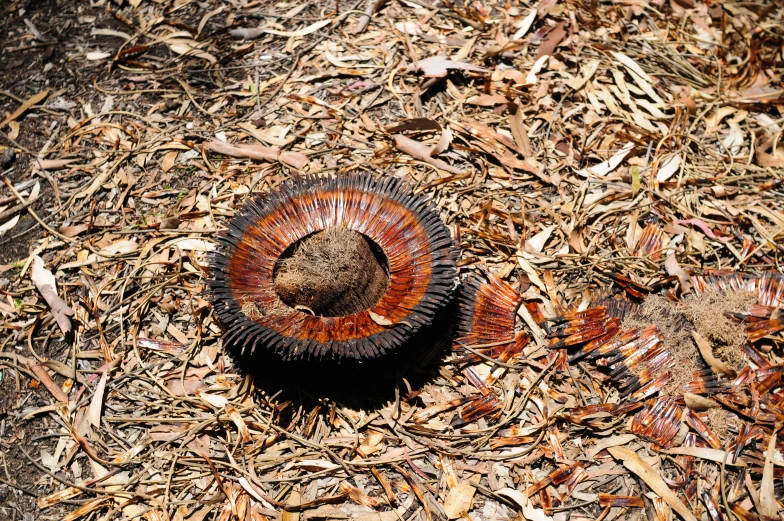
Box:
[757, 148, 784, 168]
[673, 218, 731, 242]
[0, 89, 49, 128]
[393, 134, 463, 174]
[356, 0, 386, 34]
[691, 331, 736, 377]
[197, 390, 228, 409]
[512, 10, 537, 40]
[535, 22, 566, 59]
[167, 40, 217, 64]
[661, 447, 746, 466]
[31, 255, 73, 335]
[509, 104, 532, 156]
[525, 225, 555, 254]
[607, 447, 698, 521]
[432, 126, 453, 155]
[586, 434, 638, 459]
[579, 142, 634, 176]
[664, 253, 691, 291]
[468, 94, 508, 107]
[525, 55, 549, 85]
[232, 19, 332, 40]
[0, 215, 19, 234]
[226, 406, 251, 443]
[229, 27, 266, 40]
[88, 371, 108, 428]
[36, 159, 77, 170]
[368, 310, 393, 326]
[405, 56, 489, 78]
[161, 150, 178, 172]
[29, 362, 69, 403]
[204, 140, 308, 169]
[7, 121, 20, 141]
[97, 239, 139, 257]
[86, 51, 112, 61]
[656, 153, 681, 182]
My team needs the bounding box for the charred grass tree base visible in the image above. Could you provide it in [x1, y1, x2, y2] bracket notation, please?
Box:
[227, 300, 458, 406]
[208, 173, 457, 363]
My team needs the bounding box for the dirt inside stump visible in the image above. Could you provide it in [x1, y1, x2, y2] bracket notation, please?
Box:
[274, 227, 390, 316]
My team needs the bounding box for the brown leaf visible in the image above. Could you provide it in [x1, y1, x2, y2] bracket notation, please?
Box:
[509, 104, 532, 157]
[467, 94, 508, 106]
[230, 27, 265, 40]
[535, 23, 566, 59]
[37, 159, 77, 170]
[683, 392, 718, 411]
[282, 490, 301, 521]
[385, 118, 442, 133]
[664, 254, 692, 292]
[167, 378, 204, 396]
[757, 149, 784, 168]
[341, 483, 381, 509]
[0, 89, 50, 128]
[432, 127, 453, 155]
[88, 371, 108, 428]
[452, 119, 517, 151]
[661, 447, 747, 466]
[29, 362, 69, 403]
[161, 150, 178, 172]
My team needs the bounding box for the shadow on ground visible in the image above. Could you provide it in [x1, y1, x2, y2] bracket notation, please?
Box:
[226, 301, 457, 410]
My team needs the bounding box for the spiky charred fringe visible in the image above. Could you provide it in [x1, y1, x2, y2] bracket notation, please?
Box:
[207, 173, 457, 361]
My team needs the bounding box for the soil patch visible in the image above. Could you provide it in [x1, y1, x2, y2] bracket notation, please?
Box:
[274, 227, 390, 316]
[678, 290, 756, 370]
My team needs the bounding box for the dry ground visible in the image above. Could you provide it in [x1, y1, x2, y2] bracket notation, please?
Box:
[0, 0, 783, 520]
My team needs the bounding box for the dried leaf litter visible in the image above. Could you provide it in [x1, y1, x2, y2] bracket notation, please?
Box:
[0, 0, 782, 520]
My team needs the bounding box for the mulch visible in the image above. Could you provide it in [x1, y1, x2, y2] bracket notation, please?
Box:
[0, 0, 782, 520]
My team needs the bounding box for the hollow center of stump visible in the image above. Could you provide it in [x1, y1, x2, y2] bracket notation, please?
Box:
[273, 227, 390, 317]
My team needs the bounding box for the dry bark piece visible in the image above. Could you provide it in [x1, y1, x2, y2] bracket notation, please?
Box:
[208, 173, 456, 361]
